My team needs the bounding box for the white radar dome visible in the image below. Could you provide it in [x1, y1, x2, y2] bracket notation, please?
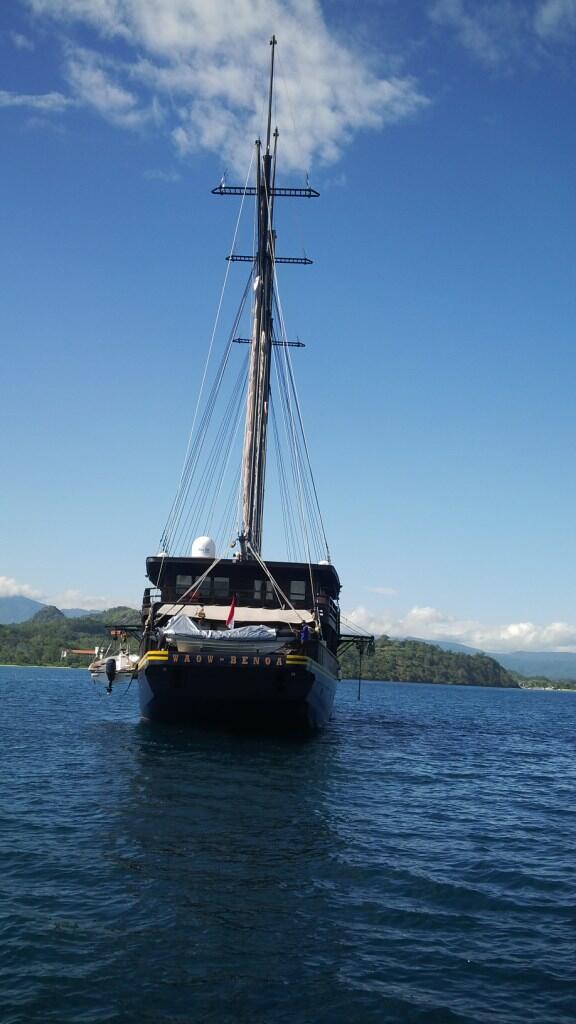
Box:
[191, 536, 216, 558]
[318, 559, 331, 565]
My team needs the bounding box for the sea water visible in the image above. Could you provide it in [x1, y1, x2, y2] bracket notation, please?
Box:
[1, 667, 575, 1023]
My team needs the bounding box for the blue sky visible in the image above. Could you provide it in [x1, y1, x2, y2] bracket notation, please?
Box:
[1, 0, 575, 651]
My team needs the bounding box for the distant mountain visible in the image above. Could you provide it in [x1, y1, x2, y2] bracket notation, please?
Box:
[0, 596, 44, 624]
[61, 608, 101, 618]
[409, 638, 481, 655]
[493, 651, 576, 681]
[0, 597, 109, 625]
[427, 639, 576, 682]
[430, 640, 483, 655]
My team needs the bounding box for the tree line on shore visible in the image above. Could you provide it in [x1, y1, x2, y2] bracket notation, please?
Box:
[0, 606, 140, 668]
[2, 608, 575, 689]
[339, 635, 576, 689]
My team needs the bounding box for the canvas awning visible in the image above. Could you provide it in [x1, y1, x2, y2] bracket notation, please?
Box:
[157, 604, 313, 625]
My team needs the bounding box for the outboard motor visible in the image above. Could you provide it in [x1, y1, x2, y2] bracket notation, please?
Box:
[105, 657, 116, 694]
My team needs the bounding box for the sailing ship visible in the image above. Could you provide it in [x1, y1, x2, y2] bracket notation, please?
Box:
[136, 38, 372, 731]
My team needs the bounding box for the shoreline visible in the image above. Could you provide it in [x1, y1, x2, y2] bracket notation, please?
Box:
[518, 684, 576, 692]
[0, 663, 81, 670]
[1, 666, 574, 691]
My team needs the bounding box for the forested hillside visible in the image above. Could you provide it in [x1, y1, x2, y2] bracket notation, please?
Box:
[340, 635, 519, 687]
[0, 607, 139, 667]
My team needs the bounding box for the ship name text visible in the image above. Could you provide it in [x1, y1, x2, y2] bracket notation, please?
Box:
[168, 653, 285, 667]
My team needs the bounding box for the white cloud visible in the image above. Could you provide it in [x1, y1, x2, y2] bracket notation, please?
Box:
[10, 30, 35, 50]
[430, 0, 576, 63]
[22, 114, 67, 134]
[0, 575, 43, 599]
[26, 0, 124, 25]
[0, 576, 136, 610]
[323, 171, 348, 189]
[534, 0, 576, 38]
[0, 89, 73, 112]
[143, 168, 182, 182]
[344, 604, 576, 653]
[49, 588, 137, 610]
[23, 0, 428, 171]
[429, 0, 528, 64]
[65, 47, 160, 128]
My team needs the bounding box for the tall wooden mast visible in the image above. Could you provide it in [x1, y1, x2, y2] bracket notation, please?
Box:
[240, 36, 277, 556]
[212, 36, 319, 559]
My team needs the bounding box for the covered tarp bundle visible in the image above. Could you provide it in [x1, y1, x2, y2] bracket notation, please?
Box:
[161, 614, 276, 643]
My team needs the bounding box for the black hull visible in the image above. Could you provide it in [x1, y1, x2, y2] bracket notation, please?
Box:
[137, 651, 336, 733]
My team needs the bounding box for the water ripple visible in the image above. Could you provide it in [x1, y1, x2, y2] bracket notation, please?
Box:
[0, 670, 575, 1023]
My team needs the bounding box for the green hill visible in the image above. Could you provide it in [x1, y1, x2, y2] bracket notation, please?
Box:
[340, 635, 519, 688]
[32, 605, 66, 623]
[0, 606, 140, 667]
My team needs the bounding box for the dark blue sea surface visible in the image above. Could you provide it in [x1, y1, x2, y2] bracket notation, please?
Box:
[1, 668, 575, 1023]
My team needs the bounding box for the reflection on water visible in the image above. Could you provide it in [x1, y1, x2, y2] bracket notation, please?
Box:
[1, 669, 575, 1023]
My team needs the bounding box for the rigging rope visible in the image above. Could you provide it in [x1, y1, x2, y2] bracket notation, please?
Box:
[157, 555, 224, 621]
[272, 284, 330, 560]
[176, 354, 249, 555]
[271, 334, 325, 558]
[201, 358, 250, 542]
[160, 149, 255, 554]
[215, 464, 243, 555]
[260, 176, 314, 573]
[157, 132, 332, 572]
[270, 396, 298, 561]
[339, 613, 374, 638]
[246, 542, 310, 625]
[165, 273, 252, 555]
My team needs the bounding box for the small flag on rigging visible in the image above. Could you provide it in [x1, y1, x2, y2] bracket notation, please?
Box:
[226, 593, 236, 629]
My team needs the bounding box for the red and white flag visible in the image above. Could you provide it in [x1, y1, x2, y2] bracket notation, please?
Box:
[226, 594, 236, 629]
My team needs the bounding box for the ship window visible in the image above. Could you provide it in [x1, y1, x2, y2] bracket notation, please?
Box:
[253, 580, 274, 603]
[196, 578, 211, 600]
[176, 574, 193, 595]
[186, 577, 211, 600]
[213, 577, 229, 599]
[289, 580, 306, 603]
